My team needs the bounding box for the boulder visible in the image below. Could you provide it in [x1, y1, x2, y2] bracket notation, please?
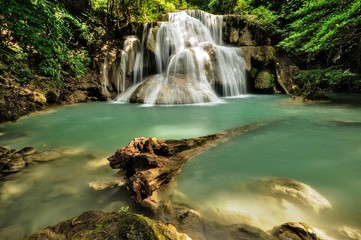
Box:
[223, 15, 271, 46]
[0, 147, 37, 173]
[158, 202, 275, 240]
[26, 210, 190, 240]
[255, 70, 275, 92]
[338, 226, 361, 240]
[248, 177, 332, 212]
[0, 146, 94, 175]
[270, 222, 318, 240]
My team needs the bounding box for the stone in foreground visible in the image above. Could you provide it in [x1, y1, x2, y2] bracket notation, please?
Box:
[26, 210, 190, 240]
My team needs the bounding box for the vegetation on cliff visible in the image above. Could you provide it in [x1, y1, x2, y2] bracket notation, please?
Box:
[0, 0, 360, 113]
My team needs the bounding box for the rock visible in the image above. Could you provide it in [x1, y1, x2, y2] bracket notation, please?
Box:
[108, 122, 270, 208]
[0, 147, 37, 173]
[31, 91, 47, 105]
[89, 175, 126, 190]
[229, 27, 239, 44]
[26, 210, 191, 240]
[275, 56, 300, 95]
[255, 70, 275, 92]
[0, 147, 82, 175]
[248, 177, 332, 212]
[238, 27, 257, 46]
[338, 226, 361, 240]
[231, 224, 275, 240]
[223, 15, 271, 46]
[269, 222, 318, 240]
[158, 202, 274, 240]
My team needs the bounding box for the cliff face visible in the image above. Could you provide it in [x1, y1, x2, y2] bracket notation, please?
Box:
[222, 15, 300, 95]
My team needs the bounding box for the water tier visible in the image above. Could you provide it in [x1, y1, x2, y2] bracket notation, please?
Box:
[114, 10, 247, 105]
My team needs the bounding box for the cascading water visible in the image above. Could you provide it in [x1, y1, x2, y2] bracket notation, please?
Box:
[116, 10, 247, 105]
[101, 36, 139, 95]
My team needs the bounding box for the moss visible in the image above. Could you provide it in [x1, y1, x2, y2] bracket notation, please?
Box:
[117, 212, 158, 240]
[255, 70, 275, 90]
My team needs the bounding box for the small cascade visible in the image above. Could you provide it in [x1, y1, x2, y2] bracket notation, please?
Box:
[115, 10, 247, 105]
[101, 36, 140, 95]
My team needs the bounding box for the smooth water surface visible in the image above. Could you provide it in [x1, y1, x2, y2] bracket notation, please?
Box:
[0, 95, 360, 238]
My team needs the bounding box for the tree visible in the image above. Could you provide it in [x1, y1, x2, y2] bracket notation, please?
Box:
[279, 0, 361, 66]
[1, 0, 90, 81]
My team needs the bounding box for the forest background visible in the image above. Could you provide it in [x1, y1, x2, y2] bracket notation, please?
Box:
[1, 0, 361, 96]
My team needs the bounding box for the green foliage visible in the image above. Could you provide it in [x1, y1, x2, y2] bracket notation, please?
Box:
[255, 70, 275, 89]
[106, 0, 189, 27]
[208, 0, 237, 14]
[279, 0, 361, 55]
[1, 0, 91, 82]
[118, 205, 130, 213]
[294, 67, 357, 98]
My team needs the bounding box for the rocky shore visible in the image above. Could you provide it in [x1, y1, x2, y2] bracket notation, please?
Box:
[0, 71, 107, 123]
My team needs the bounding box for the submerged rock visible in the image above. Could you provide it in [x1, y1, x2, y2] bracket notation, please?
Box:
[0, 147, 37, 174]
[158, 202, 274, 240]
[248, 177, 332, 212]
[338, 226, 361, 240]
[26, 210, 191, 240]
[108, 122, 269, 208]
[270, 222, 318, 240]
[89, 175, 126, 190]
[0, 146, 97, 176]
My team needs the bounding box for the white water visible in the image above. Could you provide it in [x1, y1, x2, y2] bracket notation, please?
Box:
[101, 36, 139, 94]
[115, 10, 247, 105]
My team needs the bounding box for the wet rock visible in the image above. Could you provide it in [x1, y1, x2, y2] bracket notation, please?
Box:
[108, 122, 269, 208]
[158, 202, 274, 240]
[0, 147, 73, 175]
[26, 210, 190, 240]
[0, 147, 37, 174]
[89, 175, 126, 190]
[338, 226, 361, 240]
[270, 222, 318, 240]
[248, 177, 332, 212]
[223, 15, 271, 46]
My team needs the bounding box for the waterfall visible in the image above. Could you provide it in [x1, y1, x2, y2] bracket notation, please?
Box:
[115, 10, 247, 105]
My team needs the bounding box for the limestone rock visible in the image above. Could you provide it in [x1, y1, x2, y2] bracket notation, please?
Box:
[338, 226, 361, 240]
[270, 222, 318, 240]
[88, 176, 126, 190]
[159, 202, 274, 240]
[248, 177, 332, 212]
[0, 147, 86, 175]
[26, 210, 191, 240]
[0, 147, 36, 173]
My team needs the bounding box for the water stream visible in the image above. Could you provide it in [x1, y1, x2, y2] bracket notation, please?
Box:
[0, 95, 361, 238]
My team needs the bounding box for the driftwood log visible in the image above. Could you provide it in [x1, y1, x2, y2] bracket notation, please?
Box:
[108, 122, 269, 206]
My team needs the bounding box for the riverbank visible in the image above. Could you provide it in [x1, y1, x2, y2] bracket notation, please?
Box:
[0, 71, 107, 123]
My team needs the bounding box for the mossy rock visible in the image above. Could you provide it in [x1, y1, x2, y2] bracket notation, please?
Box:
[26, 210, 190, 240]
[255, 70, 275, 91]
